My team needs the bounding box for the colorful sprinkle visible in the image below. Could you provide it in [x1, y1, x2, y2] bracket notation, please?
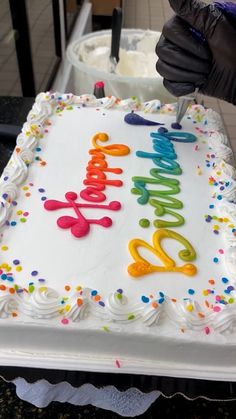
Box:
[61, 318, 69, 325]
[77, 298, 83, 306]
[29, 284, 35, 293]
[204, 326, 210, 335]
[115, 360, 121, 368]
[102, 326, 110, 332]
[213, 306, 221, 312]
[141, 295, 150, 303]
[188, 289, 195, 295]
[31, 270, 38, 276]
[139, 218, 150, 228]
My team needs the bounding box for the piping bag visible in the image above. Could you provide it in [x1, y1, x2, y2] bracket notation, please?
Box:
[175, 1, 236, 124]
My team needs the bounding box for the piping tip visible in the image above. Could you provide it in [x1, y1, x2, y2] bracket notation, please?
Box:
[176, 96, 194, 124]
[176, 89, 199, 124]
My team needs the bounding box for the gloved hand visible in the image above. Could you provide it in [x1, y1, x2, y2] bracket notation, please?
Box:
[156, 0, 236, 104]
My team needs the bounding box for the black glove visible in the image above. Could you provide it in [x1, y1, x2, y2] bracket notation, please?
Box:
[156, 0, 236, 104]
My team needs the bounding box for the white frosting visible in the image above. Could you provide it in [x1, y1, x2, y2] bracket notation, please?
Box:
[225, 246, 236, 276]
[1, 92, 236, 378]
[205, 108, 225, 132]
[208, 131, 228, 148]
[78, 31, 161, 77]
[212, 160, 236, 180]
[187, 105, 225, 132]
[214, 144, 233, 163]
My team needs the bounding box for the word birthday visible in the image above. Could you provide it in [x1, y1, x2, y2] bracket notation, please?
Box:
[128, 130, 198, 278]
[45, 132, 130, 238]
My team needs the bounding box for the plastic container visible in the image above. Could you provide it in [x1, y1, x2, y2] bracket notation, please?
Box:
[66, 29, 175, 103]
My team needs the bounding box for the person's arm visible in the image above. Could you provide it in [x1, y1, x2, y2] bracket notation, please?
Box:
[156, 0, 236, 104]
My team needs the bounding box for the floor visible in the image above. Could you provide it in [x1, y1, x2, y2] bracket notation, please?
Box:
[0, 0, 57, 95]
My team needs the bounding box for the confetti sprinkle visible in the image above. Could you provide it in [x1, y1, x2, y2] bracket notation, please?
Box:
[188, 289, 195, 295]
[31, 270, 38, 276]
[208, 279, 215, 285]
[204, 326, 210, 335]
[115, 360, 121, 368]
[141, 295, 150, 303]
[102, 326, 110, 332]
[61, 318, 69, 325]
[196, 165, 202, 175]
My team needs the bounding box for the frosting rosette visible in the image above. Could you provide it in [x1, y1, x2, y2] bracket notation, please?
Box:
[0, 293, 17, 318]
[205, 109, 225, 132]
[212, 160, 236, 180]
[16, 287, 62, 319]
[207, 131, 228, 148]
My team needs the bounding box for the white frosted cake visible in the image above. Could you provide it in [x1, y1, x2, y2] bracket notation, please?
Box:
[1, 92, 236, 380]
